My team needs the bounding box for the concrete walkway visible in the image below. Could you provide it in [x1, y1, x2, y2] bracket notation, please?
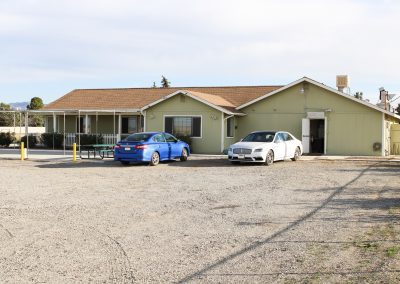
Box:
[0, 148, 399, 162]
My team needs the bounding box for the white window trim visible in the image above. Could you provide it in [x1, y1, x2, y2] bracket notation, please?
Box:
[121, 115, 140, 134]
[226, 116, 235, 138]
[163, 115, 203, 138]
[75, 116, 91, 134]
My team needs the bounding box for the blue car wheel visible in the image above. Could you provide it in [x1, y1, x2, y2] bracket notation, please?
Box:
[149, 152, 160, 166]
[180, 148, 188, 162]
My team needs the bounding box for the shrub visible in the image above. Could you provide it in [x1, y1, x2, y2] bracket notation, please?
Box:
[0, 132, 15, 147]
[20, 135, 38, 148]
[77, 134, 103, 145]
[175, 134, 192, 146]
[41, 133, 64, 149]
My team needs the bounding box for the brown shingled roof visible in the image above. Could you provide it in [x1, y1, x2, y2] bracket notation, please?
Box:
[42, 85, 282, 111]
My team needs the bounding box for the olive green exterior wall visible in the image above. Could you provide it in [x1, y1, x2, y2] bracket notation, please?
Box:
[145, 94, 223, 154]
[237, 83, 384, 156]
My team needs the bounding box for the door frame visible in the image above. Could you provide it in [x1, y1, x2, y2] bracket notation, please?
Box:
[302, 113, 327, 155]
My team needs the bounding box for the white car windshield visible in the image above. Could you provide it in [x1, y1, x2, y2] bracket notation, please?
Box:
[242, 132, 276, 142]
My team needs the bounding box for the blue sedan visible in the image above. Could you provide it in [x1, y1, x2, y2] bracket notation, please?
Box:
[114, 132, 190, 166]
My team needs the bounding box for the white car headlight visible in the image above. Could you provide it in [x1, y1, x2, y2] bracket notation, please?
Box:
[228, 148, 232, 152]
[254, 148, 263, 152]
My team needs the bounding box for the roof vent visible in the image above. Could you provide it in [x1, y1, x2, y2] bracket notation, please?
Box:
[336, 75, 348, 92]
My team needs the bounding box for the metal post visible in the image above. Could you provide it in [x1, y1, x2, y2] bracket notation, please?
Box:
[73, 143, 76, 161]
[21, 142, 25, 161]
[13, 112, 16, 149]
[113, 110, 116, 144]
[19, 112, 22, 143]
[52, 112, 55, 150]
[118, 114, 122, 142]
[63, 112, 66, 156]
[78, 110, 81, 154]
[25, 112, 29, 158]
[96, 112, 98, 144]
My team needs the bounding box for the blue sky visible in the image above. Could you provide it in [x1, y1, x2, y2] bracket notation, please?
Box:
[0, 0, 399, 105]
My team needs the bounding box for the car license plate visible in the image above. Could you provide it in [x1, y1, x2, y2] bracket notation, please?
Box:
[238, 154, 245, 159]
[125, 147, 131, 151]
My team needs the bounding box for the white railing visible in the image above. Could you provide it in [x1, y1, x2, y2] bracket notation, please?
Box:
[63, 133, 118, 147]
[102, 134, 118, 145]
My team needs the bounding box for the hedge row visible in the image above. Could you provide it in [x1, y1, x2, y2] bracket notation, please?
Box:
[0, 132, 15, 147]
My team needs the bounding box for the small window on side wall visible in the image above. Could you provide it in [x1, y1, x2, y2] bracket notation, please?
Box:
[227, 117, 234, 138]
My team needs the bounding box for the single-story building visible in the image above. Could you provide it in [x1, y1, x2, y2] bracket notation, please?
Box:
[41, 77, 400, 156]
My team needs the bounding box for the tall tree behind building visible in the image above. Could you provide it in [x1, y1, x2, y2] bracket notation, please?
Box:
[0, 102, 13, 126]
[161, 76, 171, 88]
[27, 97, 44, 126]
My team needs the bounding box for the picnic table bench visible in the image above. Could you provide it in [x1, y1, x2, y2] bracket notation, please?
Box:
[79, 144, 115, 159]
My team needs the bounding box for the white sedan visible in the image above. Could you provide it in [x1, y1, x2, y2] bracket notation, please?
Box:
[227, 131, 303, 165]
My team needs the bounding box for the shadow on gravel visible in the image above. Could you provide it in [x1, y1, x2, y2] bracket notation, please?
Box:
[35, 160, 121, 169]
[176, 162, 391, 283]
[167, 158, 290, 168]
[33, 159, 235, 169]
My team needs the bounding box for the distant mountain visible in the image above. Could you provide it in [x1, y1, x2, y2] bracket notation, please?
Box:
[9, 102, 28, 110]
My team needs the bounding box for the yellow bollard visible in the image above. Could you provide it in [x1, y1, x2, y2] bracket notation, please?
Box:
[73, 143, 77, 161]
[21, 142, 25, 161]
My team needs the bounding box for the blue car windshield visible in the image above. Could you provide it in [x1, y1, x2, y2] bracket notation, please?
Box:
[242, 132, 276, 142]
[124, 133, 152, 142]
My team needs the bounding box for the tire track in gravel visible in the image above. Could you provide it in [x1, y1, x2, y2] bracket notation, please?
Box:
[177, 162, 380, 283]
[0, 224, 14, 239]
[0, 205, 135, 283]
[89, 226, 136, 283]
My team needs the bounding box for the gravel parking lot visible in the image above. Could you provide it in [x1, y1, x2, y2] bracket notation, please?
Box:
[0, 157, 399, 283]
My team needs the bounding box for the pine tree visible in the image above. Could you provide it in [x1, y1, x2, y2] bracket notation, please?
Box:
[161, 76, 170, 88]
[152, 82, 157, 88]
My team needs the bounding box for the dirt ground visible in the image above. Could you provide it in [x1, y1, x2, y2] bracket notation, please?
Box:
[0, 157, 399, 283]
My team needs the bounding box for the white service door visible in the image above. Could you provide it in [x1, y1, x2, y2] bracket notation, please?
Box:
[302, 118, 310, 154]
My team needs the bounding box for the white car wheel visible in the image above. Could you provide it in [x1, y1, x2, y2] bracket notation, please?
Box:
[265, 150, 274, 166]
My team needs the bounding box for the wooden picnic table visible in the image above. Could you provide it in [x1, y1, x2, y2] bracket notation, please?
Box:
[79, 144, 115, 159]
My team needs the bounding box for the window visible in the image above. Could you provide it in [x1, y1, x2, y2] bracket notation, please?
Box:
[122, 117, 138, 134]
[164, 133, 178, 143]
[125, 133, 152, 142]
[227, 117, 234, 137]
[242, 131, 276, 142]
[164, 116, 201, 138]
[76, 116, 90, 133]
[152, 134, 166, 143]
[275, 133, 285, 142]
[282, 132, 293, 141]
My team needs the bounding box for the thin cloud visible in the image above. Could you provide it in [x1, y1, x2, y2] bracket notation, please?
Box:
[0, 0, 399, 103]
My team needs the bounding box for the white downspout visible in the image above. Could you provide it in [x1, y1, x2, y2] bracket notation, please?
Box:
[118, 114, 122, 141]
[53, 112, 57, 133]
[141, 110, 147, 132]
[220, 112, 225, 153]
[85, 114, 89, 134]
